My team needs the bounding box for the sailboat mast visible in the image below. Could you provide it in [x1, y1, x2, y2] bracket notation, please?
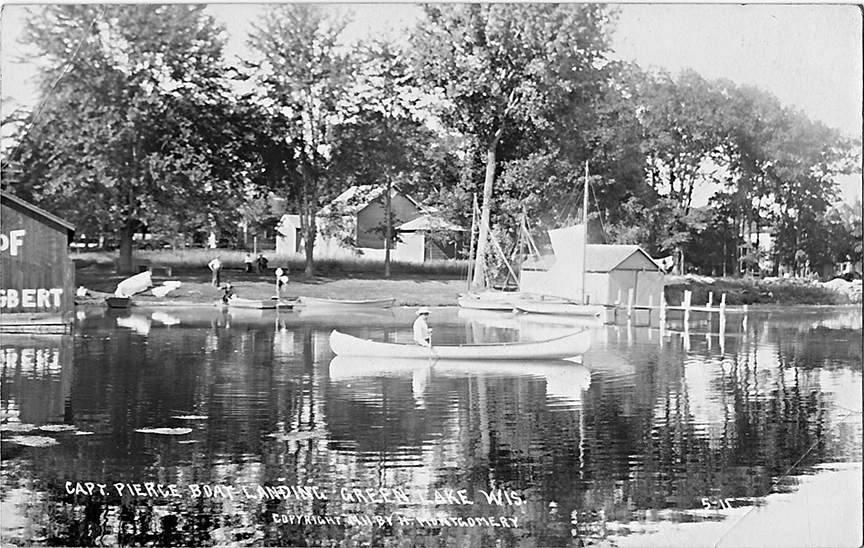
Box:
[582, 162, 589, 304]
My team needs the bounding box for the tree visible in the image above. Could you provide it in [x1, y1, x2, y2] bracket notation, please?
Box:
[409, 4, 614, 289]
[338, 40, 431, 277]
[246, 4, 355, 276]
[3, 5, 243, 272]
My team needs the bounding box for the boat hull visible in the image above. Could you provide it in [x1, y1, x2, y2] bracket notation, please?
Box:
[457, 295, 515, 310]
[300, 297, 394, 309]
[514, 302, 604, 317]
[106, 297, 132, 309]
[329, 329, 592, 360]
[224, 298, 293, 310]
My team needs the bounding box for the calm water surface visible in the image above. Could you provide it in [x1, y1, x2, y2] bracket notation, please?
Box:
[1, 305, 861, 547]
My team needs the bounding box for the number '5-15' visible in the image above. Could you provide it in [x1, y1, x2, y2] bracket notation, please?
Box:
[702, 497, 732, 510]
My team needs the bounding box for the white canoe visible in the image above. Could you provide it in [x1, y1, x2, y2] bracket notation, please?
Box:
[300, 296, 395, 309]
[329, 329, 592, 361]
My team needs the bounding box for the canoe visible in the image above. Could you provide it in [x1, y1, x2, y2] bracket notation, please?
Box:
[227, 298, 277, 309]
[329, 329, 592, 361]
[299, 296, 395, 309]
[514, 301, 604, 317]
[106, 296, 132, 309]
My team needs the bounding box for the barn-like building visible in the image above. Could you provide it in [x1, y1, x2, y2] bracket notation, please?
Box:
[1, 191, 75, 333]
[520, 225, 665, 308]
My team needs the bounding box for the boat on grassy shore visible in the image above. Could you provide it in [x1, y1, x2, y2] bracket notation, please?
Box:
[106, 296, 132, 309]
[299, 296, 395, 309]
[329, 329, 592, 361]
[221, 297, 293, 310]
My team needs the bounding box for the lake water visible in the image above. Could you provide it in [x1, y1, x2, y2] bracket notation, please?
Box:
[1, 305, 861, 547]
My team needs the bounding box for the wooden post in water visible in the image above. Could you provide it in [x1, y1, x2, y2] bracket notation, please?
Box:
[647, 295, 654, 327]
[660, 296, 667, 325]
[627, 288, 635, 321]
[683, 290, 692, 326]
[719, 293, 727, 338]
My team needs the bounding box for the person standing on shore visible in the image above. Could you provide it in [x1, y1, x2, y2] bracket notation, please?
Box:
[244, 253, 254, 273]
[208, 256, 222, 287]
[413, 307, 433, 347]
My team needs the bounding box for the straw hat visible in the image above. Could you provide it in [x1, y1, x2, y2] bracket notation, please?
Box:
[415, 307, 431, 315]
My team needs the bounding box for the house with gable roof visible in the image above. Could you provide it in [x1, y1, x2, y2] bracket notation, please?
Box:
[275, 185, 463, 262]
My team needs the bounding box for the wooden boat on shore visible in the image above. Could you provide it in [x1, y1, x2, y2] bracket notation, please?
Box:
[329, 329, 592, 360]
[106, 296, 132, 309]
[299, 296, 395, 309]
[222, 298, 293, 310]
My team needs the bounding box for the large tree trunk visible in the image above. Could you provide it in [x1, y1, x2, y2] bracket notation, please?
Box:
[471, 127, 504, 290]
[384, 174, 392, 279]
[304, 213, 316, 277]
[117, 222, 135, 274]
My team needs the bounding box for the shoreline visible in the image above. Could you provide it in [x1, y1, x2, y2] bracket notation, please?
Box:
[74, 266, 861, 309]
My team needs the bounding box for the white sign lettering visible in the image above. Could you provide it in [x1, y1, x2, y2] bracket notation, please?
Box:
[0, 288, 63, 309]
[0, 229, 26, 256]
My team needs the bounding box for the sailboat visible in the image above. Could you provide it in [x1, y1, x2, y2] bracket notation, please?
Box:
[513, 162, 605, 318]
[456, 194, 528, 310]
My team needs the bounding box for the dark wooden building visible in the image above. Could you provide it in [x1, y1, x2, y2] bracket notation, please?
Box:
[1, 191, 75, 333]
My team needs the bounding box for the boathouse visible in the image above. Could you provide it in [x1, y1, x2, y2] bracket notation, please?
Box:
[520, 225, 665, 307]
[0, 191, 75, 333]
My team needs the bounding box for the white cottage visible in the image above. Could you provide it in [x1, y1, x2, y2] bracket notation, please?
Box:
[520, 225, 665, 307]
[275, 186, 462, 262]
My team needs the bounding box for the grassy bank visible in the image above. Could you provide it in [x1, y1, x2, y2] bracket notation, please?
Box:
[664, 275, 857, 306]
[71, 249, 469, 279]
[72, 250, 858, 307]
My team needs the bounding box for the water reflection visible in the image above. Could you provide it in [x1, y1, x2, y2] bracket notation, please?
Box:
[0, 305, 860, 547]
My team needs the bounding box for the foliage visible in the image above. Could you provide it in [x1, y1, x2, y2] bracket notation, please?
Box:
[409, 3, 615, 287]
[4, 5, 244, 272]
[246, 4, 355, 276]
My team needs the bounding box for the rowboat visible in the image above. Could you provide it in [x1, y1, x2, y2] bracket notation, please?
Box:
[329, 329, 592, 360]
[106, 296, 132, 309]
[227, 298, 277, 309]
[513, 301, 604, 317]
[299, 296, 395, 309]
[223, 298, 293, 310]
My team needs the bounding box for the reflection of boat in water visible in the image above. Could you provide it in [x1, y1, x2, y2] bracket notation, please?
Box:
[329, 329, 592, 360]
[298, 307, 394, 320]
[329, 356, 591, 404]
[299, 296, 395, 309]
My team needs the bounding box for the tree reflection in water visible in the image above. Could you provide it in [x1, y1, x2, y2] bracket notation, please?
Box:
[0, 307, 859, 546]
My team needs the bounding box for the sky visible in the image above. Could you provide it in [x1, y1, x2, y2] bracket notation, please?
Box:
[1, 3, 861, 202]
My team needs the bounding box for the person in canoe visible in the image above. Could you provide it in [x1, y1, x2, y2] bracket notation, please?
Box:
[413, 307, 433, 348]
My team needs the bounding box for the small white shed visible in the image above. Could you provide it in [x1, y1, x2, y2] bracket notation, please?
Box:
[275, 214, 302, 255]
[520, 225, 665, 306]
